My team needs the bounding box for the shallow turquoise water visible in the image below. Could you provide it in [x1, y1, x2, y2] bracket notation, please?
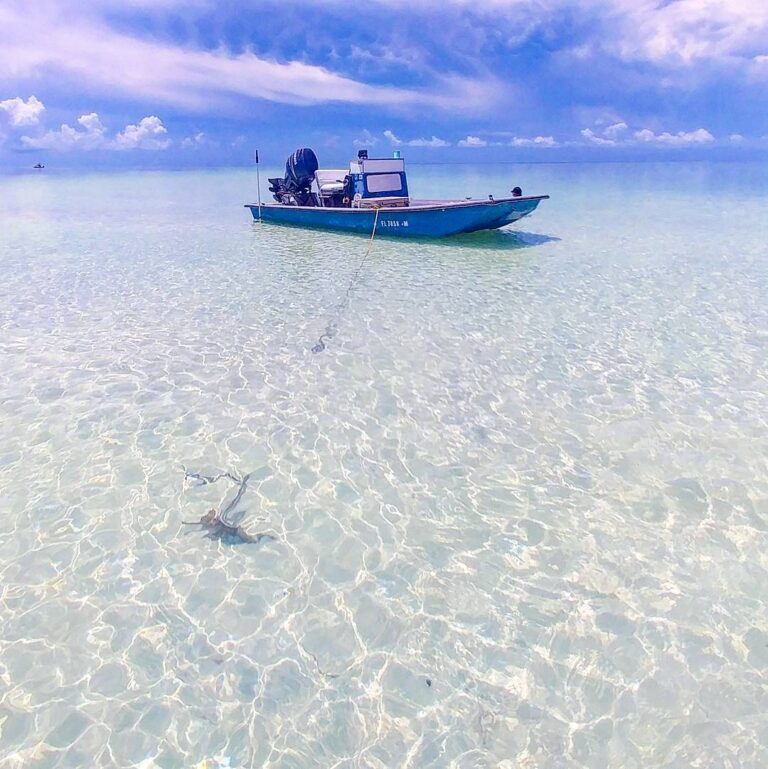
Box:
[1, 162, 767, 768]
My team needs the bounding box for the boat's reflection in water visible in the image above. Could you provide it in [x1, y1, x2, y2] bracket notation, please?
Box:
[253, 219, 559, 252]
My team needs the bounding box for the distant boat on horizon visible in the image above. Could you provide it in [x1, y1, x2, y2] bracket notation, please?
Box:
[33, 163, 45, 169]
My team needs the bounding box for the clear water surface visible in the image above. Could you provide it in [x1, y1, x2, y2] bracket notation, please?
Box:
[1, 161, 767, 768]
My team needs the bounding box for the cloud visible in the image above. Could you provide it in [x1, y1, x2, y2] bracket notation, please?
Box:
[353, 129, 379, 148]
[634, 127, 715, 145]
[603, 121, 628, 139]
[382, 129, 448, 147]
[406, 135, 449, 147]
[0, 2, 495, 112]
[368, 0, 768, 74]
[511, 135, 557, 146]
[588, 0, 768, 67]
[581, 127, 615, 146]
[114, 116, 170, 150]
[0, 95, 45, 126]
[498, 0, 768, 76]
[22, 112, 107, 150]
[729, 133, 744, 143]
[580, 121, 717, 146]
[0, 1, 761, 155]
[21, 112, 171, 151]
[383, 129, 402, 146]
[458, 135, 487, 147]
[580, 120, 628, 145]
[181, 131, 215, 148]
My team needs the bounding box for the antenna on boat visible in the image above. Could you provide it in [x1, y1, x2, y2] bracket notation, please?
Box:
[254, 149, 262, 221]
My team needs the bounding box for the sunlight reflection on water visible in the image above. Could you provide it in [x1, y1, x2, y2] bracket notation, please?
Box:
[1, 162, 767, 768]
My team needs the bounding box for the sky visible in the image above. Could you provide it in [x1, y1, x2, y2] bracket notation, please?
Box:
[1, 0, 767, 168]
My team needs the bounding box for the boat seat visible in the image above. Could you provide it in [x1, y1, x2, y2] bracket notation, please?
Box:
[315, 169, 347, 193]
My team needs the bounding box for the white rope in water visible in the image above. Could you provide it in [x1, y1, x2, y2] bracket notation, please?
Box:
[312, 206, 380, 353]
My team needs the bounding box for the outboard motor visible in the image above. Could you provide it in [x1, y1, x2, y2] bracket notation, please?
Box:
[268, 148, 319, 206]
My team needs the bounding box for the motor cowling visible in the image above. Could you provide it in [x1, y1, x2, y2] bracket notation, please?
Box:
[267, 148, 320, 206]
[285, 148, 319, 194]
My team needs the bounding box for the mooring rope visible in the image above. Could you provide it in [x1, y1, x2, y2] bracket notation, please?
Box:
[312, 206, 380, 354]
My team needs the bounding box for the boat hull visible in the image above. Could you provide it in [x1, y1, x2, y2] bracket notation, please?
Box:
[245, 196, 548, 238]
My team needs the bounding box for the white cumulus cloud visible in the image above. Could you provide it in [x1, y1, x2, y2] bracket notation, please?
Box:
[383, 129, 402, 146]
[353, 129, 379, 148]
[634, 127, 715, 144]
[603, 121, 628, 139]
[511, 135, 557, 146]
[114, 116, 170, 150]
[581, 127, 615, 145]
[581, 121, 717, 147]
[181, 131, 213, 148]
[581, 121, 629, 145]
[22, 112, 107, 150]
[458, 135, 487, 147]
[0, 95, 45, 126]
[381, 130, 448, 147]
[407, 135, 449, 147]
[21, 112, 171, 151]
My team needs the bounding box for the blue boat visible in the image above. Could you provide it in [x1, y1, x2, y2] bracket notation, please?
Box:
[245, 148, 548, 238]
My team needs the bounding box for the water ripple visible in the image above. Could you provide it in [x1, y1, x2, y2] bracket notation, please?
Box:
[1, 164, 767, 768]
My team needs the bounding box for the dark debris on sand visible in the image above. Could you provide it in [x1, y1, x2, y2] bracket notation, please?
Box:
[181, 468, 276, 546]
